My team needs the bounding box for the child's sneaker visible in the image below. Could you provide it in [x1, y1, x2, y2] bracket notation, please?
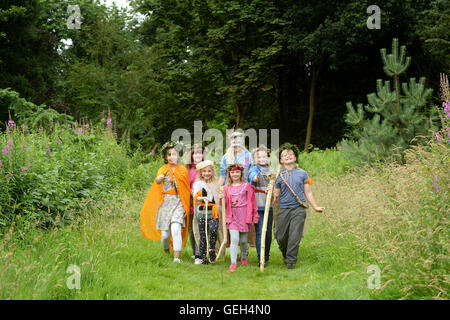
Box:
[227, 262, 237, 273]
[173, 258, 181, 263]
[240, 258, 248, 266]
[194, 258, 203, 265]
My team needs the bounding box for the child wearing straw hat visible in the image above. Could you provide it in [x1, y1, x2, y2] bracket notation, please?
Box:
[192, 160, 221, 264]
[219, 163, 259, 273]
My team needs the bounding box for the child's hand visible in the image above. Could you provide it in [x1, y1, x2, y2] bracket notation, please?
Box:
[313, 206, 325, 212]
[253, 173, 259, 183]
[156, 174, 166, 183]
[219, 190, 225, 199]
[266, 183, 273, 193]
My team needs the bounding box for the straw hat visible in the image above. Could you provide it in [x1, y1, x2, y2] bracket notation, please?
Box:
[196, 160, 214, 171]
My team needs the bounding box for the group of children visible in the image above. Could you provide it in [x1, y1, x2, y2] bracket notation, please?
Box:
[140, 138, 325, 272]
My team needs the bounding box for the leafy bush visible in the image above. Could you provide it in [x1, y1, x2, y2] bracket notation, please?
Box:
[0, 91, 158, 231]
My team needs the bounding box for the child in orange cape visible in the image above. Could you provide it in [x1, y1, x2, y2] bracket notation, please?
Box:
[140, 141, 191, 263]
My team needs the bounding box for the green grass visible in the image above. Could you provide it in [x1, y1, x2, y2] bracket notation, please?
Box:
[0, 189, 372, 300]
[0, 146, 447, 300]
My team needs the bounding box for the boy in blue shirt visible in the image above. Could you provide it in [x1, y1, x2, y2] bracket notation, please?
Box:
[272, 143, 325, 269]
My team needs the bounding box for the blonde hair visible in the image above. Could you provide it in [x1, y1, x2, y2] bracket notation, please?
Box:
[194, 165, 218, 184]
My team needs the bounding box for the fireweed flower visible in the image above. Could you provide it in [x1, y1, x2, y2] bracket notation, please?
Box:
[434, 132, 443, 144]
[443, 101, 450, 119]
[107, 109, 112, 128]
[67, 123, 72, 129]
[7, 120, 16, 130]
[46, 146, 51, 154]
[432, 176, 440, 192]
[78, 127, 84, 135]
[2, 145, 11, 155]
[6, 171, 13, 181]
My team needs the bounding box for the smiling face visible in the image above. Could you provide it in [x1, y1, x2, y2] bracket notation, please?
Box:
[280, 149, 296, 165]
[229, 169, 243, 183]
[200, 166, 214, 182]
[192, 147, 204, 163]
[255, 150, 269, 166]
[165, 148, 179, 165]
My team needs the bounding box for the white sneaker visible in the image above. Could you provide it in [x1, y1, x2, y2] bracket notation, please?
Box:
[194, 258, 203, 265]
[173, 258, 181, 263]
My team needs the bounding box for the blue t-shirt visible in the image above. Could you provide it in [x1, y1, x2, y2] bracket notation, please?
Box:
[220, 149, 253, 183]
[275, 167, 311, 209]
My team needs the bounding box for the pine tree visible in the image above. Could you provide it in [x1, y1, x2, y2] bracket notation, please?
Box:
[342, 39, 434, 164]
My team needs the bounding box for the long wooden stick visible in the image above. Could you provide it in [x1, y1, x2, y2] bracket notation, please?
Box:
[215, 186, 227, 262]
[260, 168, 280, 272]
[204, 199, 209, 261]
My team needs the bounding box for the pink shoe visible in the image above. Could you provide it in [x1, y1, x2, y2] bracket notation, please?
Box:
[241, 258, 248, 266]
[227, 262, 237, 273]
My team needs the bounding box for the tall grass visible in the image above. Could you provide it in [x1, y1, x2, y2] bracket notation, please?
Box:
[311, 143, 449, 299]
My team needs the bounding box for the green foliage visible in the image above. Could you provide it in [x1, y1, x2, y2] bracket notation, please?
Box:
[0, 96, 158, 231]
[342, 39, 435, 165]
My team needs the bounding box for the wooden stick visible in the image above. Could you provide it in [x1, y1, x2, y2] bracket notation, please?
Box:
[204, 199, 209, 261]
[215, 186, 227, 262]
[260, 168, 280, 272]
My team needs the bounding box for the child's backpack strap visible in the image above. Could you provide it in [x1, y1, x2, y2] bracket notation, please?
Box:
[279, 171, 309, 209]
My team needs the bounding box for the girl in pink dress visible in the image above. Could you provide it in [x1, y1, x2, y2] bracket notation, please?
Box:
[220, 164, 259, 273]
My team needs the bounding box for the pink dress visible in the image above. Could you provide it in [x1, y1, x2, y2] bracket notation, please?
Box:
[227, 183, 251, 232]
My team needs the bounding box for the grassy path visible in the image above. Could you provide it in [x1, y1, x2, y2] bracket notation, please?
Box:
[0, 178, 375, 300]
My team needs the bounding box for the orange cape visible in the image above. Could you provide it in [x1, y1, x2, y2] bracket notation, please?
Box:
[140, 164, 191, 250]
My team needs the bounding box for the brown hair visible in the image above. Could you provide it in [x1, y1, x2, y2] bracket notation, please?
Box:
[186, 144, 204, 170]
[226, 164, 244, 185]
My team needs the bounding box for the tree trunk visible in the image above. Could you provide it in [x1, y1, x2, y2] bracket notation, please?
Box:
[304, 69, 317, 153]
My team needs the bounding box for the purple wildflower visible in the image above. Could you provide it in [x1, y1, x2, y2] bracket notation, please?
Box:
[21, 167, 28, 175]
[443, 101, 450, 119]
[68, 123, 72, 129]
[2, 145, 11, 155]
[78, 127, 84, 135]
[46, 146, 51, 154]
[107, 109, 112, 128]
[7, 120, 16, 130]
[7, 139, 13, 147]
[6, 171, 13, 181]
[434, 132, 443, 144]
[432, 176, 440, 192]
[0, 160, 2, 167]
[21, 144, 27, 150]
[101, 110, 105, 122]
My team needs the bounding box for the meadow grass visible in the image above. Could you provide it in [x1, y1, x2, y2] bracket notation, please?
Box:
[0, 146, 447, 300]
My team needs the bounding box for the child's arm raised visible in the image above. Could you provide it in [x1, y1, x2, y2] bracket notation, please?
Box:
[304, 184, 325, 212]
